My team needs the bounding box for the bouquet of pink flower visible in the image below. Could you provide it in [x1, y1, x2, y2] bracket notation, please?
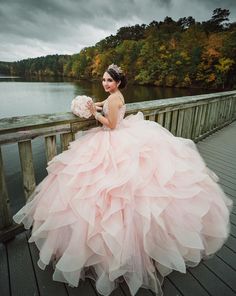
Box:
[71, 95, 93, 118]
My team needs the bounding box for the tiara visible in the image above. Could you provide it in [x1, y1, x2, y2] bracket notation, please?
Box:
[107, 64, 123, 76]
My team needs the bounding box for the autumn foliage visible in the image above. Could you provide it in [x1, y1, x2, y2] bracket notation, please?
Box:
[1, 8, 235, 89]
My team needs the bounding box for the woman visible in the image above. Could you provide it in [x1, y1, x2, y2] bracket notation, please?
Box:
[13, 64, 232, 296]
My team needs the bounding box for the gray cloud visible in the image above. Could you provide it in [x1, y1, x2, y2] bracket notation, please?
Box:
[0, 0, 235, 62]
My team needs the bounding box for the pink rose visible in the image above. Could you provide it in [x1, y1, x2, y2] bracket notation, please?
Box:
[71, 95, 93, 118]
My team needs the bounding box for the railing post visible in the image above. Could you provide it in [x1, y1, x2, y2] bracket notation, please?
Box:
[60, 132, 74, 151]
[0, 146, 12, 230]
[18, 140, 36, 200]
[45, 135, 57, 163]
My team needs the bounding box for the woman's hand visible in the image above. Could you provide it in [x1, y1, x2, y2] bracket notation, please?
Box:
[86, 100, 97, 116]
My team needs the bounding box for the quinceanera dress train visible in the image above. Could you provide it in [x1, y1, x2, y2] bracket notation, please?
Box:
[13, 99, 232, 296]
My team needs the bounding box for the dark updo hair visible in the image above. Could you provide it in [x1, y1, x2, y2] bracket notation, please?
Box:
[106, 67, 127, 89]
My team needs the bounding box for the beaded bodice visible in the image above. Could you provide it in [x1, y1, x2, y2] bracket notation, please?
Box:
[102, 99, 126, 129]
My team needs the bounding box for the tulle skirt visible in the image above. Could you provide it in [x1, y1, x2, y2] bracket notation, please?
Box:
[13, 111, 232, 296]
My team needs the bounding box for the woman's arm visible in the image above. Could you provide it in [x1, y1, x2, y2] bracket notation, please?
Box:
[87, 97, 120, 129]
[95, 99, 106, 107]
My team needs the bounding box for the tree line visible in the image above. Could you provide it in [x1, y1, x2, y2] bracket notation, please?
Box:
[1, 8, 236, 89]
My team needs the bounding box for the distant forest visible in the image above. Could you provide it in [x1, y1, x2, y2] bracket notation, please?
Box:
[1, 8, 236, 89]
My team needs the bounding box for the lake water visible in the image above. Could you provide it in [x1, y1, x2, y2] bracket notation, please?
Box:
[0, 75, 217, 214]
[0, 75, 216, 118]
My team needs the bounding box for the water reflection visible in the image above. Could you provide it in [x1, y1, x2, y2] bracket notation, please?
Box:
[0, 75, 217, 107]
[73, 79, 215, 104]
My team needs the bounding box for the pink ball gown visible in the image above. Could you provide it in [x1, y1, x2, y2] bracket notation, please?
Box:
[13, 99, 232, 296]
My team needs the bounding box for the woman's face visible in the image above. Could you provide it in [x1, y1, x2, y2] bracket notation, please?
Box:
[102, 72, 120, 93]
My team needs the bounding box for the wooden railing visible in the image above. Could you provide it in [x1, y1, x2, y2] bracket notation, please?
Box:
[1, 90, 236, 241]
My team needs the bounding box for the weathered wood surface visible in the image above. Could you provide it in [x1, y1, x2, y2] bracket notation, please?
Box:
[18, 140, 36, 200]
[45, 135, 57, 163]
[60, 132, 74, 151]
[0, 90, 235, 137]
[0, 147, 12, 230]
[0, 124, 72, 145]
[0, 121, 235, 296]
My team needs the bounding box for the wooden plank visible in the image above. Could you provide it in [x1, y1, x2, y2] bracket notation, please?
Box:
[231, 213, 236, 226]
[218, 100, 223, 124]
[168, 269, 209, 296]
[0, 243, 10, 296]
[7, 231, 39, 296]
[0, 124, 71, 145]
[214, 101, 220, 127]
[191, 105, 200, 140]
[199, 149, 234, 169]
[199, 147, 236, 168]
[219, 184, 236, 199]
[199, 139, 236, 154]
[198, 168, 236, 191]
[163, 278, 183, 296]
[204, 103, 212, 133]
[226, 99, 232, 120]
[222, 99, 229, 123]
[231, 98, 236, 118]
[176, 110, 184, 137]
[198, 143, 236, 158]
[198, 151, 236, 177]
[208, 102, 215, 131]
[164, 111, 172, 131]
[148, 114, 156, 122]
[157, 113, 164, 126]
[210, 102, 216, 130]
[216, 246, 236, 271]
[203, 256, 236, 291]
[0, 112, 76, 134]
[227, 98, 234, 120]
[220, 100, 227, 124]
[0, 146, 12, 229]
[60, 132, 73, 152]
[199, 104, 207, 136]
[194, 119, 236, 143]
[45, 135, 57, 163]
[206, 134, 236, 143]
[230, 224, 236, 237]
[189, 263, 235, 296]
[200, 151, 236, 170]
[215, 100, 222, 127]
[0, 223, 25, 243]
[170, 110, 178, 136]
[71, 120, 98, 133]
[225, 235, 236, 252]
[219, 99, 227, 122]
[25, 230, 68, 296]
[194, 104, 203, 139]
[18, 140, 36, 200]
[199, 147, 236, 162]
[182, 107, 194, 139]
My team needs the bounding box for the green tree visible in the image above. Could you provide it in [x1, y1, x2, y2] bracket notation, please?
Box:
[215, 57, 234, 88]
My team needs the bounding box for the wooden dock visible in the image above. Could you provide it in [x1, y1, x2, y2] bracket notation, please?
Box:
[0, 121, 235, 296]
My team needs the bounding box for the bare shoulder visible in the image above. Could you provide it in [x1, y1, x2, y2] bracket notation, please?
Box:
[108, 93, 124, 107]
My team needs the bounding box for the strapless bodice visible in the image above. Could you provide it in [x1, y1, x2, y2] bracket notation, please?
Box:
[102, 99, 126, 130]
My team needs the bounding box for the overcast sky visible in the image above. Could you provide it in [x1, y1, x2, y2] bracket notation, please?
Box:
[0, 0, 235, 62]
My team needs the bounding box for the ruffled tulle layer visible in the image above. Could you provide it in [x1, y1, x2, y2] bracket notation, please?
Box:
[13, 111, 232, 296]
